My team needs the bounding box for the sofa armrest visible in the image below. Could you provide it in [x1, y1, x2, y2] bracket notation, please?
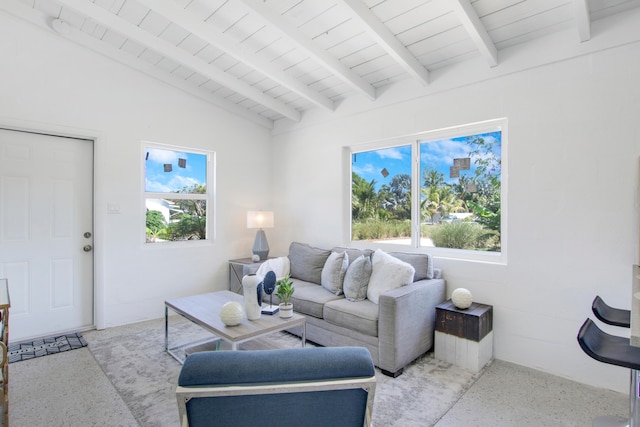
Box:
[377, 278, 446, 375]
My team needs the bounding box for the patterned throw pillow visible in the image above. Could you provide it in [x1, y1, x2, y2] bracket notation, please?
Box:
[321, 251, 349, 295]
[343, 255, 372, 302]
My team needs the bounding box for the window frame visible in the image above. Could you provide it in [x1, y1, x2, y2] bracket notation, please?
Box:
[345, 118, 507, 264]
[141, 141, 216, 246]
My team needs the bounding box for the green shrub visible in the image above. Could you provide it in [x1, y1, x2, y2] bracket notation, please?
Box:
[429, 222, 485, 249]
[352, 219, 411, 240]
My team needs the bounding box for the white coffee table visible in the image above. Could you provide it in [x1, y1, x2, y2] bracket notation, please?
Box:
[165, 290, 306, 363]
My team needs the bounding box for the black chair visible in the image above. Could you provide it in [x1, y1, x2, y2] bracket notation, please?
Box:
[577, 318, 640, 427]
[593, 296, 631, 328]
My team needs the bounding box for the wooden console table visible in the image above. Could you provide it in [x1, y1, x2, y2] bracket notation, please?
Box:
[0, 279, 10, 426]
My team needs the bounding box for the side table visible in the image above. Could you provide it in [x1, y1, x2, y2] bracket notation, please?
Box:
[228, 258, 270, 294]
[434, 300, 493, 372]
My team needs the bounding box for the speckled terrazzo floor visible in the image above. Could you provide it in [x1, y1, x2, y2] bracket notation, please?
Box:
[8, 317, 628, 427]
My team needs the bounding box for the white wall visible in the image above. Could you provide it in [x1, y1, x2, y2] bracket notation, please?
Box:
[0, 12, 272, 328]
[3, 4, 640, 394]
[270, 17, 640, 392]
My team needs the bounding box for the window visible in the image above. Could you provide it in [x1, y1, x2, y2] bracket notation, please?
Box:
[143, 143, 214, 244]
[349, 119, 505, 261]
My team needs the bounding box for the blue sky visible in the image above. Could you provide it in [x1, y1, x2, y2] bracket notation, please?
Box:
[352, 132, 501, 191]
[145, 147, 207, 193]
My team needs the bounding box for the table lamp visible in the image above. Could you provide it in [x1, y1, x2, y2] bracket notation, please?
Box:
[247, 211, 274, 260]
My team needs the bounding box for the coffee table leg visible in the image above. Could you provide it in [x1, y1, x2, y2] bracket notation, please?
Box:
[301, 323, 306, 348]
[165, 305, 169, 352]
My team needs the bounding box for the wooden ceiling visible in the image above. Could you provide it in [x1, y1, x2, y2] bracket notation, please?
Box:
[3, 0, 640, 127]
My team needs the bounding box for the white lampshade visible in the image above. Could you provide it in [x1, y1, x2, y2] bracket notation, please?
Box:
[247, 211, 274, 229]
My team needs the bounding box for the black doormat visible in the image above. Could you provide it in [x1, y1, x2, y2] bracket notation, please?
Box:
[8, 332, 88, 363]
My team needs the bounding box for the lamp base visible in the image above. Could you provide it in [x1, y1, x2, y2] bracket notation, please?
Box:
[252, 229, 270, 260]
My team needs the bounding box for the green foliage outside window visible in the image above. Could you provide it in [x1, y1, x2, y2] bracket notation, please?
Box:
[145, 184, 207, 242]
[351, 130, 502, 252]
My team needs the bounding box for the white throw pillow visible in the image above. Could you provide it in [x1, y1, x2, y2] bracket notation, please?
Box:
[367, 249, 415, 304]
[321, 251, 349, 295]
[256, 256, 291, 280]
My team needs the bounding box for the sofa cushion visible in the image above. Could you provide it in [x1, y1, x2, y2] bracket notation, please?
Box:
[342, 255, 371, 302]
[331, 247, 373, 266]
[321, 251, 348, 295]
[324, 298, 379, 337]
[288, 242, 331, 284]
[290, 282, 343, 319]
[389, 252, 434, 281]
[367, 249, 415, 304]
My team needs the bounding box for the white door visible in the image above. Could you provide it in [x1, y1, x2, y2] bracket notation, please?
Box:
[0, 129, 94, 341]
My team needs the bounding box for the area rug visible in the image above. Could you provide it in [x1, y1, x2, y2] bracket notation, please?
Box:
[8, 332, 87, 363]
[84, 317, 483, 427]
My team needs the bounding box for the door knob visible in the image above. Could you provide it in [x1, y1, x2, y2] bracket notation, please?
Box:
[83, 245, 92, 252]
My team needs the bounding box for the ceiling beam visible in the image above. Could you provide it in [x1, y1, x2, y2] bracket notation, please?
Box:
[239, 0, 376, 101]
[137, 0, 334, 112]
[338, 0, 429, 86]
[0, 0, 274, 128]
[451, 0, 498, 67]
[55, 0, 301, 121]
[573, 0, 591, 42]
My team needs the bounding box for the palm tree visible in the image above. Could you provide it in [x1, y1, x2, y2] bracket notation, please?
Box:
[352, 173, 378, 220]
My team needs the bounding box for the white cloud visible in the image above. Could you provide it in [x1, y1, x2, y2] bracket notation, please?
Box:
[377, 147, 404, 160]
[146, 148, 186, 165]
[352, 163, 377, 176]
[421, 139, 469, 167]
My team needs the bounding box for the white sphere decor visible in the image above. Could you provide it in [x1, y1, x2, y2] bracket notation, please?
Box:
[220, 301, 244, 326]
[451, 288, 473, 309]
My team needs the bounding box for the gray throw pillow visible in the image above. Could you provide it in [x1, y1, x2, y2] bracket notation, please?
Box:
[332, 247, 373, 266]
[288, 242, 331, 284]
[321, 251, 348, 295]
[343, 255, 372, 302]
[389, 252, 434, 281]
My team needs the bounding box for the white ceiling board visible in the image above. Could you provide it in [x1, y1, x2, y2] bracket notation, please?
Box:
[157, 22, 192, 46]
[120, 38, 146, 56]
[34, 0, 62, 17]
[4, 0, 640, 127]
[101, 28, 128, 48]
[93, 0, 126, 14]
[451, 0, 498, 66]
[138, 47, 163, 64]
[408, 25, 469, 59]
[338, 0, 430, 84]
[489, 3, 574, 46]
[138, 10, 170, 36]
[368, 0, 431, 22]
[177, 33, 210, 55]
[171, 65, 197, 80]
[58, 6, 87, 28]
[114, 0, 148, 26]
[382, 2, 452, 37]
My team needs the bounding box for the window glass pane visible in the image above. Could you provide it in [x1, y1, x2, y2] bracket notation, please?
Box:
[351, 145, 412, 243]
[420, 131, 501, 251]
[146, 198, 207, 242]
[145, 147, 207, 194]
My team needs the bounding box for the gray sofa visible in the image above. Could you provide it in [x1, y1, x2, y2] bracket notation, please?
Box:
[248, 242, 446, 377]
